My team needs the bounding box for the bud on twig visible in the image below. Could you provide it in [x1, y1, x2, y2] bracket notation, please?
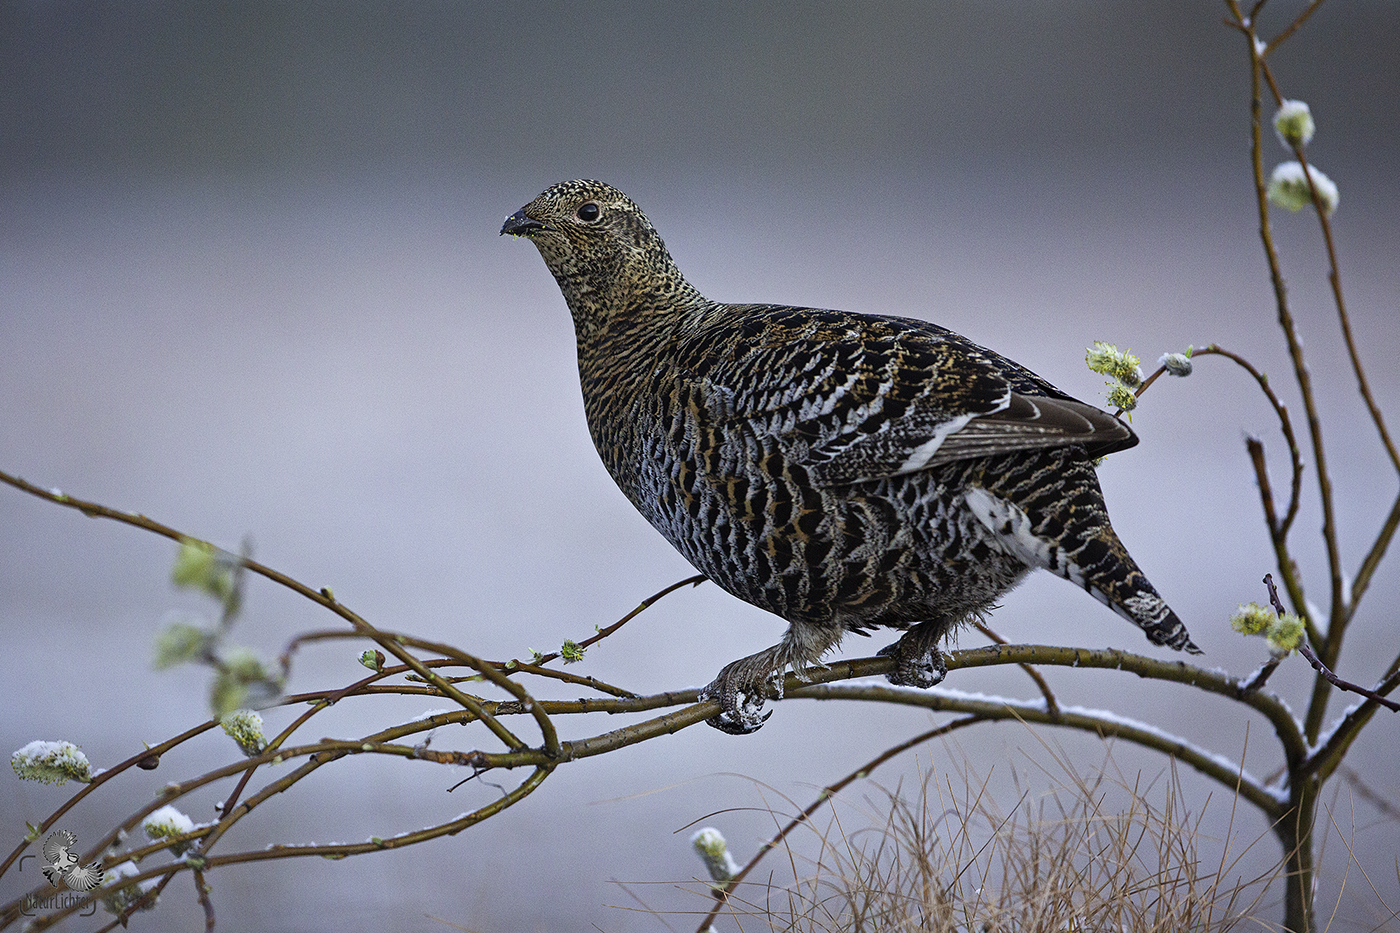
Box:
[1273, 99, 1315, 148]
[1268, 161, 1339, 216]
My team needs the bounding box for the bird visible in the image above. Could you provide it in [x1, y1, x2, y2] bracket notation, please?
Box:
[41, 830, 105, 891]
[501, 179, 1199, 734]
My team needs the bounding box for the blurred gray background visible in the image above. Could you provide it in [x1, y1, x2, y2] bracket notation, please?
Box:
[3, 3, 1398, 930]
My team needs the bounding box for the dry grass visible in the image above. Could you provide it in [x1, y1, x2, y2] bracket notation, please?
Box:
[686, 746, 1286, 933]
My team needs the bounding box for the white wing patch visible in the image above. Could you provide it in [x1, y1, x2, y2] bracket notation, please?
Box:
[895, 388, 1014, 475]
[896, 412, 976, 473]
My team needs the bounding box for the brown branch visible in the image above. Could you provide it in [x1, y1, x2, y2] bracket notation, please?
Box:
[1305, 662, 1400, 785]
[100, 869, 180, 933]
[14, 764, 555, 931]
[193, 868, 216, 931]
[386, 633, 560, 758]
[974, 619, 1060, 718]
[1255, 55, 1400, 665]
[0, 719, 220, 880]
[280, 628, 641, 698]
[1263, 0, 1327, 57]
[1260, 50, 1399, 671]
[519, 573, 706, 667]
[1350, 495, 1400, 622]
[1193, 345, 1306, 539]
[1240, 655, 1284, 694]
[1296, 642, 1400, 714]
[0, 468, 533, 754]
[492, 661, 638, 698]
[1225, 10, 1347, 743]
[797, 682, 1283, 815]
[1263, 573, 1398, 714]
[1132, 344, 1314, 639]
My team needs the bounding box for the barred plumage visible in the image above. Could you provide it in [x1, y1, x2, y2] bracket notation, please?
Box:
[502, 180, 1199, 733]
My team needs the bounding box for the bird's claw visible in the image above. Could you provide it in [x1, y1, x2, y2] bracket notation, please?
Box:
[701, 668, 784, 734]
[879, 636, 948, 689]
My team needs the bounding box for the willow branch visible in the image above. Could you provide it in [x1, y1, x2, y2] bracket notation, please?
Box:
[1262, 0, 1327, 56]
[797, 683, 1282, 815]
[974, 620, 1060, 717]
[518, 573, 707, 667]
[1223, 9, 1345, 743]
[13, 765, 554, 930]
[280, 629, 640, 698]
[1350, 495, 1400, 623]
[0, 469, 531, 753]
[0, 719, 218, 887]
[1259, 50, 1398, 665]
[1194, 345, 1304, 539]
[1305, 661, 1400, 784]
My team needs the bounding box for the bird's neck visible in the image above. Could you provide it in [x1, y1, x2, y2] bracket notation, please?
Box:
[567, 267, 709, 471]
[567, 263, 708, 361]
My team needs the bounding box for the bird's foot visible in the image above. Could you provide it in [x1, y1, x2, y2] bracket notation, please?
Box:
[700, 659, 785, 735]
[879, 631, 948, 689]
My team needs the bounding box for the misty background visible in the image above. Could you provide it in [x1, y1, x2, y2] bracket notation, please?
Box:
[3, 3, 1398, 930]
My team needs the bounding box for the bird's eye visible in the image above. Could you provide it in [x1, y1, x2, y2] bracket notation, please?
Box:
[575, 201, 601, 223]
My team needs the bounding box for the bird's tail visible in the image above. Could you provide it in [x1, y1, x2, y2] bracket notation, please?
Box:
[964, 450, 1200, 654]
[1060, 530, 1200, 653]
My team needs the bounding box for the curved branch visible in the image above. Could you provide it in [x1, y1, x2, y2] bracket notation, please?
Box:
[1305, 662, 1400, 783]
[795, 683, 1284, 815]
[1223, 13, 1345, 746]
[517, 573, 707, 667]
[1194, 345, 1305, 539]
[484, 644, 1308, 784]
[13, 764, 554, 930]
[0, 469, 530, 752]
[974, 620, 1060, 717]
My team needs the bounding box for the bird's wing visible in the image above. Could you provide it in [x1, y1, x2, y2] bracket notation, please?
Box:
[65, 862, 105, 892]
[674, 306, 1133, 486]
[42, 830, 77, 863]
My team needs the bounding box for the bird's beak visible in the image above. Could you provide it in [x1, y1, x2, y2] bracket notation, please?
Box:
[500, 209, 550, 237]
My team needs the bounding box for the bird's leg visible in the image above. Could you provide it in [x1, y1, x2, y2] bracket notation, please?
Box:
[700, 646, 786, 734]
[878, 619, 950, 689]
[701, 621, 843, 734]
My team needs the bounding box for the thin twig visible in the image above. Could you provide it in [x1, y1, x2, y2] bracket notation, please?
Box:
[521, 573, 707, 667]
[1257, 50, 1400, 652]
[1240, 656, 1284, 694]
[1263, 0, 1327, 56]
[974, 619, 1060, 718]
[1193, 345, 1304, 538]
[0, 719, 220, 880]
[1264, 574, 1399, 714]
[801, 683, 1282, 814]
[193, 868, 216, 931]
[1296, 643, 1400, 714]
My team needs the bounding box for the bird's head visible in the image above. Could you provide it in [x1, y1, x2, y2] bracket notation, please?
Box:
[501, 180, 702, 331]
